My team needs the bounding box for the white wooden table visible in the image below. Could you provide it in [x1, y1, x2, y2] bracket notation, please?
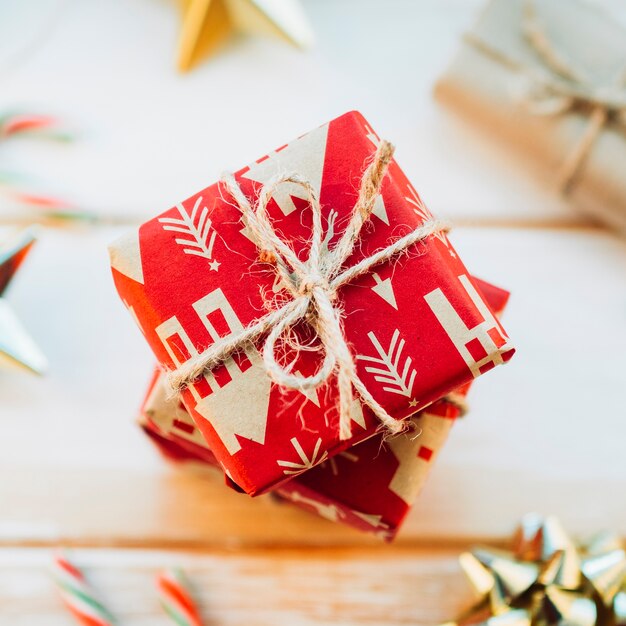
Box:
[1, 1, 625, 623]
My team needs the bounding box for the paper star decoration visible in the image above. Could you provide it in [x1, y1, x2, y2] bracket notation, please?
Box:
[177, 0, 314, 71]
[0, 229, 47, 374]
[443, 513, 626, 626]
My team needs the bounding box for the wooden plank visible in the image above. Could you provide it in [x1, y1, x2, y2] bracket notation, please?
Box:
[0, 546, 473, 625]
[1, 225, 625, 546]
[0, 0, 586, 226]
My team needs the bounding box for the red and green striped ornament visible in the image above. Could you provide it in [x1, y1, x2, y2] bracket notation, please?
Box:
[52, 554, 117, 626]
[156, 568, 204, 626]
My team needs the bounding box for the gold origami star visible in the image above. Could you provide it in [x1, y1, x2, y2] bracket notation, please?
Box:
[176, 0, 314, 71]
[0, 229, 47, 374]
[444, 514, 626, 626]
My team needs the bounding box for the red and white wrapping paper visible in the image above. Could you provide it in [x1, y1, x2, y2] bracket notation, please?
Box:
[140, 368, 459, 539]
[140, 279, 510, 539]
[277, 404, 462, 540]
[279, 279, 510, 539]
[110, 111, 514, 495]
[138, 367, 219, 467]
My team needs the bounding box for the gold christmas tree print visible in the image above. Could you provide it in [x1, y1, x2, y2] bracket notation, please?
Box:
[357, 330, 417, 401]
[159, 197, 220, 271]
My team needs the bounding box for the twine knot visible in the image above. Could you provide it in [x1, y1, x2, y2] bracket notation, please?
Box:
[168, 140, 448, 441]
[297, 273, 331, 298]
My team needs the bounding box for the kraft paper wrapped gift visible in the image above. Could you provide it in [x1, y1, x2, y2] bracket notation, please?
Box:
[435, 0, 626, 234]
[139, 278, 510, 539]
[110, 110, 514, 496]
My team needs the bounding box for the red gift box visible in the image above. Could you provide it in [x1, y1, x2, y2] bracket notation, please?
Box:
[140, 280, 509, 539]
[279, 278, 510, 539]
[110, 111, 514, 496]
[138, 368, 219, 466]
[277, 406, 460, 540]
[139, 368, 464, 539]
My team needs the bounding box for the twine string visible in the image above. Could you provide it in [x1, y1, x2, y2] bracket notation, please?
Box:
[463, 0, 626, 193]
[168, 140, 447, 440]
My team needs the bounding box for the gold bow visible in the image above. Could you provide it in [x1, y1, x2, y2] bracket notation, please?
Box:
[444, 514, 626, 626]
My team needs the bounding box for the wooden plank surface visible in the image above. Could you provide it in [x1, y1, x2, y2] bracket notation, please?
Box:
[1, 546, 473, 625]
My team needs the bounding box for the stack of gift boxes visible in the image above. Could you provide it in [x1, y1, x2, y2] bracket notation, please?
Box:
[109, 111, 515, 540]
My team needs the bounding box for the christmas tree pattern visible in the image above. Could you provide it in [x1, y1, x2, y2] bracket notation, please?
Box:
[281, 489, 389, 533]
[159, 196, 220, 271]
[148, 374, 209, 450]
[357, 330, 417, 400]
[351, 510, 389, 530]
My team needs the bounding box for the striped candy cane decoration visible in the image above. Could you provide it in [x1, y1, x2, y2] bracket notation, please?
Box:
[156, 568, 203, 626]
[51, 554, 117, 626]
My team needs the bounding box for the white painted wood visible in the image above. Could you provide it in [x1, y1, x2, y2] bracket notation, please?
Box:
[1, 226, 624, 545]
[0, 0, 606, 226]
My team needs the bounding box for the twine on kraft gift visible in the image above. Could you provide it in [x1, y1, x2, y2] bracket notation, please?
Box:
[167, 140, 448, 441]
[463, 0, 626, 194]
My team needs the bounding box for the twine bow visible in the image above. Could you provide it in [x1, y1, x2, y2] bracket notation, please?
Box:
[464, 0, 626, 193]
[167, 140, 447, 441]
